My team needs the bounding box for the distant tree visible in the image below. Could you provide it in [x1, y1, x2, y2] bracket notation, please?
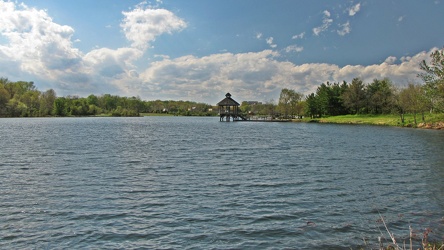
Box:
[342, 78, 366, 114]
[399, 84, 429, 125]
[294, 100, 307, 118]
[305, 93, 319, 118]
[306, 81, 349, 117]
[366, 78, 394, 114]
[21, 90, 41, 116]
[241, 101, 251, 114]
[53, 97, 69, 116]
[0, 78, 10, 116]
[263, 99, 277, 117]
[5, 81, 36, 99]
[392, 87, 406, 124]
[315, 83, 329, 117]
[86, 94, 99, 106]
[328, 81, 349, 115]
[39, 89, 57, 116]
[278, 88, 303, 119]
[419, 48, 444, 112]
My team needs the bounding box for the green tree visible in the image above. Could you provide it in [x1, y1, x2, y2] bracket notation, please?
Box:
[39, 89, 57, 116]
[53, 97, 69, 116]
[5, 81, 36, 99]
[87, 94, 99, 106]
[0, 79, 10, 116]
[305, 93, 319, 118]
[342, 78, 366, 114]
[399, 84, 429, 125]
[309, 82, 348, 117]
[419, 48, 444, 112]
[241, 101, 251, 114]
[328, 81, 349, 115]
[278, 88, 303, 119]
[295, 100, 307, 118]
[315, 83, 329, 117]
[366, 78, 394, 114]
[23, 90, 42, 116]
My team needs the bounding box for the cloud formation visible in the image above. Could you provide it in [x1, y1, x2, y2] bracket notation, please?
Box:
[348, 3, 361, 16]
[292, 32, 305, 40]
[265, 37, 277, 48]
[135, 49, 430, 103]
[337, 21, 351, 36]
[0, 1, 82, 80]
[121, 6, 187, 50]
[285, 45, 304, 53]
[313, 10, 333, 36]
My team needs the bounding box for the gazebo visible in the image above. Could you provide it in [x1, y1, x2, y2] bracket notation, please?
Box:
[217, 93, 246, 121]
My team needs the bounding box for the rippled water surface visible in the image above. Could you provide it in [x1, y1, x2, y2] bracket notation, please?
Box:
[1, 117, 443, 249]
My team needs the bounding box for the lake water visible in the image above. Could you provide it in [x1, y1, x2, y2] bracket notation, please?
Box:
[1, 117, 443, 249]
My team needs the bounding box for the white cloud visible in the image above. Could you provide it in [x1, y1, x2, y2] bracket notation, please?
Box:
[337, 21, 351, 36]
[136, 49, 431, 104]
[334, 51, 429, 86]
[120, 6, 187, 50]
[313, 10, 333, 36]
[84, 47, 142, 77]
[256, 32, 263, 39]
[292, 32, 305, 40]
[384, 56, 397, 65]
[285, 45, 304, 53]
[0, 1, 82, 79]
[348, 3, 361, 16]
[266, 37, 277, 48]
[323, 10, 331, 18]
[400, 56, 412, 62]
[398, 16, 404, 22]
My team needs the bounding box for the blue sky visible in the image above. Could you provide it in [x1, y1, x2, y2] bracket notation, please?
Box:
[1, 0, 443, 104]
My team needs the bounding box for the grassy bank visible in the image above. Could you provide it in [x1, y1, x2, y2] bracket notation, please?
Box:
[302, 113, 444, 129]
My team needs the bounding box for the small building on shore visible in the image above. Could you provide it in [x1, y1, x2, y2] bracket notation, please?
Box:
[217, 93, 246, 121]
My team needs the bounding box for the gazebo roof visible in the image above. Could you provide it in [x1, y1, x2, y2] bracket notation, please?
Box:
[217, 93, 240, 106]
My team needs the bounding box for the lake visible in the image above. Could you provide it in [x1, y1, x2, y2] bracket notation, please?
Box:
[1, 117, 443, 249]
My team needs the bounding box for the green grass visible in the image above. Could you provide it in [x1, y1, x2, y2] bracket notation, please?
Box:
[302, 113, 444, 128]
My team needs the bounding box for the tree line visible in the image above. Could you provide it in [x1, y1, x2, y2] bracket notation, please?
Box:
[0, 78, 214, 117]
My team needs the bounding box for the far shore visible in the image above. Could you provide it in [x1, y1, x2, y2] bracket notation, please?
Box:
[4, 113, 443, 130]
[139, 112, 444, 129]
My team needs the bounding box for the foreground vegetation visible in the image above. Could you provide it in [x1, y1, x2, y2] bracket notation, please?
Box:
[371, 214, 444, 250]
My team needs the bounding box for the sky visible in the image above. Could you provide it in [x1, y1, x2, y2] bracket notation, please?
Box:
[1, 0, 443, 105]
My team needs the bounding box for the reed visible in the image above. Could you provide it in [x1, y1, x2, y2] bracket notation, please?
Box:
[376, 213, 444, 250]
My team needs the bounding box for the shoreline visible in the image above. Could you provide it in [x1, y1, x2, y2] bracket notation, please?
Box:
[298, 114, 444, 130]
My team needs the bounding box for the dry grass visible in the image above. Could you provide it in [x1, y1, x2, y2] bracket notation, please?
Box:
[377, 213, 444, 250]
